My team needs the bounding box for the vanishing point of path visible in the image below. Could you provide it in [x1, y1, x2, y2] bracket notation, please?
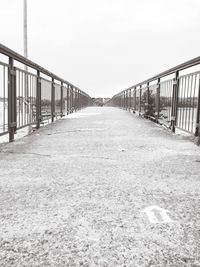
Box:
[0, 107, 200, 267]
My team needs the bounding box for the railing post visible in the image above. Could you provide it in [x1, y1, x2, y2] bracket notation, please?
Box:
[171, 71, 179, 132]
[126, 90, 128, 110]
[129, 89, 131, 111]
[77, 89, 79, 109]
[125, 90, 127, 110]
[71, 86, 74, 113]
[70, 85, 73, 113]
[75, 88, 78, 110]
[139, 85, 142, 114]
[8, 57, 16, 142]
[124, 91, 125, 109]
[73, 87, 75, 112]
[123, 91, 126, 109]
[74, 88, 76, 111]
[126, 91, 128, 110]
[67, 84, 69, 115]
[79, 90, 81, 109]
[76, 88, 78, 110]
[134, 88, 136, 110]
[51, 77, 55, 122]
[125, 91, 126, 109]
[14, 67, 17, 133]
[79, 90, 82, 108]
[36, 70, 41, 129]
[146, 82, 150, 116]
[61, 81, 63, 117]
[195, 76, 200, 144]
[156, 78, 161, 123]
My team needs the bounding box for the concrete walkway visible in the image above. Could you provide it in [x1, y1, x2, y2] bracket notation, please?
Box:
[0, 107, 200, 267]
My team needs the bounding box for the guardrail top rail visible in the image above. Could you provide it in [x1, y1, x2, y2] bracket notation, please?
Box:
[0, 43, 92, 142]
[106, 56, 200, 144]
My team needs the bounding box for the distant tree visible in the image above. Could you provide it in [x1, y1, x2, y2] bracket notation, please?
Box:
[41, 99, 51, 106]
[141, 90, 157, 117]
[92, 98, 104, 106]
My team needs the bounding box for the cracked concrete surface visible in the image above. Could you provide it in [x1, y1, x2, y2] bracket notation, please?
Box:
[0, 107, 200, 267]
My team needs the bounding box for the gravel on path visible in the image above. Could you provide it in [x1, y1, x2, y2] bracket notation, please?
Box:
[0, 107, 200, 267]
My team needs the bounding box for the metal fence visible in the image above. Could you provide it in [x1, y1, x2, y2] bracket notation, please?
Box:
[106, 56, 200, 143]
[0, 44, 92, 142]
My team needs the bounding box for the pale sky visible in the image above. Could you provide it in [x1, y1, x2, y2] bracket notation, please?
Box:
[0, 0, 200, 97]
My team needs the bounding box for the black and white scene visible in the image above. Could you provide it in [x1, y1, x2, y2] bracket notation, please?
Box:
[0, 0, 200, 266]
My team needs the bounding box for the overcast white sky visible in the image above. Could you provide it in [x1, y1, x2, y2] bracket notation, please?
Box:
[0, 0, 200, 97]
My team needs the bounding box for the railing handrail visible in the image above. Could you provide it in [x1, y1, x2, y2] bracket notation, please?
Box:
[115, 56, 200, 96]
[0, 43, 90, 98]
[106, 55, 200, 144]
[0, 43, 93, 142]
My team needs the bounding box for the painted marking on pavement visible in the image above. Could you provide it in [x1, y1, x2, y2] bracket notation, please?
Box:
[141, 205, 174, 224]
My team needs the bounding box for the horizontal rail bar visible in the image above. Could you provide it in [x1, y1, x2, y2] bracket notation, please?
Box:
[115, 56, 200, 96]
[0, 61, 9, 67]
[107, 56, 200, 144]
[0, 43, 93, 143]
[16, 122, 36, 131]
[15, 66, 38, 78]
[0, 131, 9, 137]
[178, 70, 200, 79]
[0, 43, 90, 97]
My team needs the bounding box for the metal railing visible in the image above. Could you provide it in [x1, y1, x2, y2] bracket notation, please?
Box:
[0, 44, 92, 142]
[106, 56, 200, 144]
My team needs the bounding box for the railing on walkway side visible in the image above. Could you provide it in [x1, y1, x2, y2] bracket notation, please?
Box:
[106, 56, 200, 143]
[0, 43, 92, 142]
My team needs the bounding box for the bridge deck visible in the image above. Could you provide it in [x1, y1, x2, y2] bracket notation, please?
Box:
[0, 107, 200, 266]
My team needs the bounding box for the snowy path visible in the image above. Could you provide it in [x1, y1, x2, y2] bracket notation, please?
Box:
[0, 107, 200, 267]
